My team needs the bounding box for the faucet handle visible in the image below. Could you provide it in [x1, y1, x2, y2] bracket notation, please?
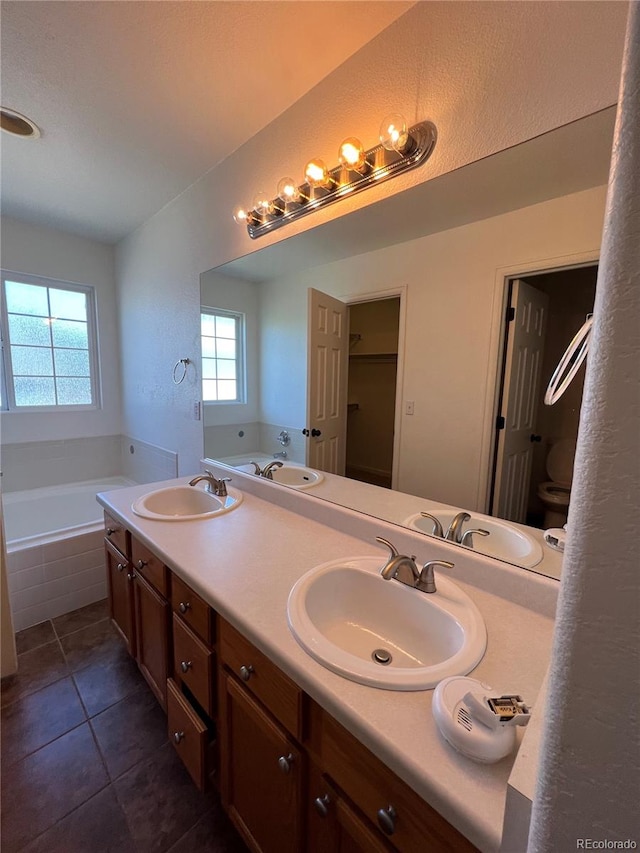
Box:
[248, 461, 263, 476]
[215, 477, 231, 497]
[375, 536, 399, 558]
[420, 512, 444, 539]
[461, 529, 490, 548]
[417, 559, 454, 594]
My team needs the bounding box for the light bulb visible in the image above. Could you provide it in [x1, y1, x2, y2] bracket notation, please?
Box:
[252, 191, 273, 218]
[338, 137, 367, 173]
[232, 204, 249, 225]
[304, 158, 332, 189]
[276, 177, 301, 204]
[379, 113, 409, 153]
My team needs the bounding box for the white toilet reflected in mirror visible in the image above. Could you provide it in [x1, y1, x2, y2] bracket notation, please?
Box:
[537, 438, 576, 528]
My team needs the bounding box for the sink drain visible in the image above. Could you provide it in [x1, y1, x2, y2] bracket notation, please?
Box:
[372, 648, 392, 666]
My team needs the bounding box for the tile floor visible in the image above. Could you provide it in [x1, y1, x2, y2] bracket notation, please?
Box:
[1, 600, 248, 853]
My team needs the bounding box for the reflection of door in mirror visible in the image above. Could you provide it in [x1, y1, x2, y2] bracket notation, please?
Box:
[491, 264, 597, 528]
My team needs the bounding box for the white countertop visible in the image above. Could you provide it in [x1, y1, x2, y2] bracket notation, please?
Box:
[98, 471, 558, 852]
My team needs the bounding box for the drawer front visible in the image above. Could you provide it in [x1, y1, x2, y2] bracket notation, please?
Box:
[132, 538, 168, 597]
[220, 619, 302, 739]
[173, 614, 215, 717]
[321, 714, 477, 853]
[171, 574, 214, 646]
[104, 512, 129, 558]
[167, 678, 208, 791]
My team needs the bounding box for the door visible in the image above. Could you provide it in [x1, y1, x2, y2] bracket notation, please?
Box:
[306, 288, 349, 474]
[493, 279, 549, 522]
[134, 570, 169, 710]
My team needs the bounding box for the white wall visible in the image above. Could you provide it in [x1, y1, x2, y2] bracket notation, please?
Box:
[0, 216, 121, 443]
[115, 2, 627, 475]
[260, 185, 607, 511]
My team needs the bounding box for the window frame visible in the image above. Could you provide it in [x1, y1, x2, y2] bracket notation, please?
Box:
[200, 306, 246, 405]
[0, 270, 101, 413]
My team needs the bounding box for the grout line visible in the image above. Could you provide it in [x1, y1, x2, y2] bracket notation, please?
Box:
[54, 616, 110, 645]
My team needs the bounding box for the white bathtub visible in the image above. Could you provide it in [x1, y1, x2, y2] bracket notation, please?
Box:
[4, 477, 135, 631]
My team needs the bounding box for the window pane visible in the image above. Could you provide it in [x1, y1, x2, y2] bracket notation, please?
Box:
[54, 348, 90, 377]
[201, 314, 216, 337]
[56, 377, 92, 405]
[202, 379, 218, 401]
[11, 345, 53, 376]
[5, 281, 49, 316]
[202, 357, 217, 380]
[216, 359, 236, 380]
[49, 289, 87, 322]
[8, 314, 51, 346]
[215, 315, 236, 339]
[216, 338, 235, 359]
[217, 380, 237, 401]
[51, 319, 88, 349]
[14, 376, 56, 406]
[202, 337, 216, 358]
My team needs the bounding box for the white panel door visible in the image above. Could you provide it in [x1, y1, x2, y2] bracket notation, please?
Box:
[306, 288, 348, 474]
[493, 280, 549, 523]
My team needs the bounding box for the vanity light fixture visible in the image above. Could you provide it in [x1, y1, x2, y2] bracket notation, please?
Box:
[233, 113, 437, 239]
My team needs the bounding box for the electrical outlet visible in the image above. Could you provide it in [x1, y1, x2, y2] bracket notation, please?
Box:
[405, 400, 415, 415]
[193, 401, 201, 421]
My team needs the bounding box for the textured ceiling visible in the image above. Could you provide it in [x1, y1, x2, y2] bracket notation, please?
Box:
[0, 1, 413, 244]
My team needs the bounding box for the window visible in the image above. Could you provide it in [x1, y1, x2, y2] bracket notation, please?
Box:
[1, 272, 100, 410]
[201, 308, 244, 403]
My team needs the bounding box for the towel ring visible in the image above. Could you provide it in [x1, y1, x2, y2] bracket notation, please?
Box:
[544, 315, 593, 406]
[172, 358, 190, 385]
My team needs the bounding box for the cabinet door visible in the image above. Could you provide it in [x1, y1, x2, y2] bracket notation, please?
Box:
[105, 540, 135, 657]
[134, 571, 169, 709]
[221, 674, 302, 853]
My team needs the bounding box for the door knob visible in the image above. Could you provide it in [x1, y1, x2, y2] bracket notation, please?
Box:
[530, 434, 542, 442]
[311, 428, 322, 437]
[302, 428, 310, 436]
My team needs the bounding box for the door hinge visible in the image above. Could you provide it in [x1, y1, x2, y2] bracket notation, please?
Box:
[496, 415, 505, 430]
[506, 306, 515, 322]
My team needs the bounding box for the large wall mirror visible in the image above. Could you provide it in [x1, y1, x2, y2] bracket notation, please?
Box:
[201, 108, 615, 580]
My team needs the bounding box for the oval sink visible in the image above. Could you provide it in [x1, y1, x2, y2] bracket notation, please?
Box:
[287, 556, 486, 690]
[132, 485, 242, 521]
[270, 465, 324, 490]
[404, 511, 543, 568]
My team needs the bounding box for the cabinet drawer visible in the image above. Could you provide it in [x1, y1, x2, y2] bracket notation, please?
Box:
[321, 714, 477, 853]
[173, 614, 215, 717]
[132, 538, 168, 597]
[171, 574, 214, 646]
[220, 619, 303, 739]
[104, 512, 129, 558]
[167, 678, 209, 791]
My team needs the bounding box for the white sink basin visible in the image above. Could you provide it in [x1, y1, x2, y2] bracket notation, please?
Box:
[270, 465, 324, 490]
[403, 510, 543, 569]
[132, 485, 242, 521]
[287, 556, 486, 690]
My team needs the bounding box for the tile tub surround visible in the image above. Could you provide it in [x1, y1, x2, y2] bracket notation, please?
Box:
[98, 474, 559, 852]
[0, 601, 247, 853]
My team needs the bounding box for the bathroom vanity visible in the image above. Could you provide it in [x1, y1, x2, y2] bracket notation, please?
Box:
[98, 469, 557, 852]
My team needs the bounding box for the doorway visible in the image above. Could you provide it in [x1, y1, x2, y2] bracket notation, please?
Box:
[345, 298, 400, 488]
[491, 263, 598, 526]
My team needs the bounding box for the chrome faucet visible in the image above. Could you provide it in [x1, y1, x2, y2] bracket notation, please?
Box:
[261, 460, 284, 480]
[376, 537, 454, 594]
[188, 470, 231, 497]
[273, 450, 288, 460]
[445, 511, 471, 543]
[461, 528, 490, 549]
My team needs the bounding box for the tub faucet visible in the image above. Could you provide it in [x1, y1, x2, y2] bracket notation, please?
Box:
[188, 470, 230, 497]
[376, 537, 420, 587]
[261, 460, 284, 480]
[273, 450, 288, 460]
[445, 511, 471, 543]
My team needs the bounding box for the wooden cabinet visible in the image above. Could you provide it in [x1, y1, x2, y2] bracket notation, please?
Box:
[104, 530, 135, 657]
[134, 569, 170, 709]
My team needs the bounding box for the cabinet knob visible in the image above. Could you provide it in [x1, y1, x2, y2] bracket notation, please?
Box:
[180, 661, 192, 673]
[179, 602, 191, 614]
[239, 665, 254, 682]
[314, 793, 331, 818]
[278, 753, 295, 774]
[106, 527, 117, 536]
[116, 562, 125, 572]
[377, 805, 397, 836]
[173, 731, 185, 744]
[136, 559, 147, 570]
[127, 572, 136, 581]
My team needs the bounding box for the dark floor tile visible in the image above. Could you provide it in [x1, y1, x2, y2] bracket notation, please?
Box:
[60, 618, 125, 672]
[0, 641, 68, 708]
[91, 687, 167, 779]
[115, 742, 212, 852]
[168, 801, 248, 853]
[52, 599, 109, 638]
[73, 653, 145, 717]
[0, 723, 109, 852]
[1, 676, 86, 768]
[22, 785, 136, 853]
[15, 620, 56, 655]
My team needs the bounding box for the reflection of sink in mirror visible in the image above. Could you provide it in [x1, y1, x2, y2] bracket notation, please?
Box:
[404, 511, 543, 569]
[132, 485, 242, 521]
[219, 454, 323, 490]
[287, 556, 486, 691]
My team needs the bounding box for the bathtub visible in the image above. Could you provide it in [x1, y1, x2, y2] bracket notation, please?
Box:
[4, 477, 135, 631]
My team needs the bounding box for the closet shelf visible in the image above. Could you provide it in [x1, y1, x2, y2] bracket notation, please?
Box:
[349, 352, 397, 361]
